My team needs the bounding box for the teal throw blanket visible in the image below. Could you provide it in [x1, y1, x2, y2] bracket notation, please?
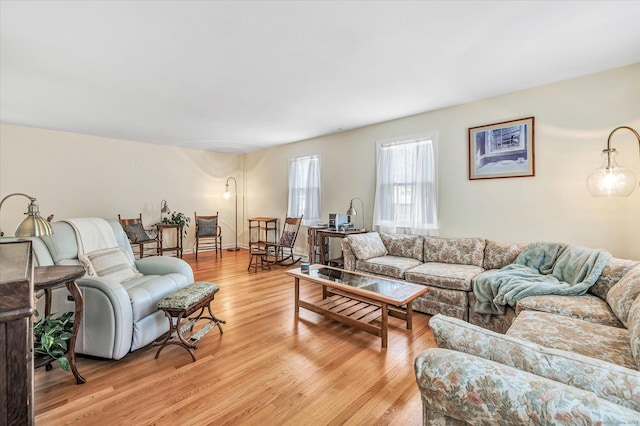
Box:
[473, 242, 611, 319]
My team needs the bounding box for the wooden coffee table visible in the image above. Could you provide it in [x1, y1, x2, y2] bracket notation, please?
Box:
[286, 265, 428, 348]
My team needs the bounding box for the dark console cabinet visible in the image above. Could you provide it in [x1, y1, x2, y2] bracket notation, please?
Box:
[0, 241, 34, 426]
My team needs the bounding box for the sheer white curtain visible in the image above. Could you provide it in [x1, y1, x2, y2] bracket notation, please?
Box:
[372, 135, 438, 236]
[287, 154, 321, 226]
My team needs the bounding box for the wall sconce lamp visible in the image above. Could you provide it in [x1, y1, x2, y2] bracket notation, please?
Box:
[586, 126, 640, 197]
[346, 198, 366, 231]
[160, 199, 171, 219]
[223, 177, 239, 251]
[0, 193, 54, 237]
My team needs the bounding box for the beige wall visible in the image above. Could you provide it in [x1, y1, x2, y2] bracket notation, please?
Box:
[2, 64, 639, 260]
[0, 125, 244, 252]
[245, 64, 640, 260]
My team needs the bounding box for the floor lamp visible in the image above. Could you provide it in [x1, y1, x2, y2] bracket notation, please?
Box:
[223, 177, 240, 251]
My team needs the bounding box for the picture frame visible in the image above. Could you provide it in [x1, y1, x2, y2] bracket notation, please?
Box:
[468, 116, 535, 180]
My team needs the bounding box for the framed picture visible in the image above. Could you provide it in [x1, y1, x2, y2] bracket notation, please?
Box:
[468, 117, 535, 180]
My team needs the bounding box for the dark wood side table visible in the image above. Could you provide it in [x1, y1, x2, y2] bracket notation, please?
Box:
[317, 229, 368, 267]
[156, 223, 183, 258]
[34, 265, 86, 385]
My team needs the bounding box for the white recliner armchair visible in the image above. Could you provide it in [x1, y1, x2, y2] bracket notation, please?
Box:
[29, 219, 193, 360]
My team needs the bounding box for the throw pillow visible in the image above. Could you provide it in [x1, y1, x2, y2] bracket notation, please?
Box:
[483, 240, 525, 270]
[122, 223, 151, 243]
[347, 232, 388, 261]
[424, 237, 485, 267]
[197, 218, 218, 237]
[606, 264, 640, 328]
[379, 233, 423, 261]
[279, 230, 296, 246]
[79, 247, 142, 284]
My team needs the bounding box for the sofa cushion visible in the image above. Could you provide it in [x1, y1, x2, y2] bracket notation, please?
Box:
[405, 262, 483, 291]
[516, 294, 623, 328]
[629, 297, 640, 370]
[507, 310, 635, 370]
[483, 240, 524, 270]
[79, 247, 142, 284]
[590, 257, 639, 299]
[423, 237, 485, 267]
[429, 314, 640, 411]
[355, 256, 421, 279]
[346, 232, 388, 260]
[379, 233, 423, 261]
[607, 264, 640, 328]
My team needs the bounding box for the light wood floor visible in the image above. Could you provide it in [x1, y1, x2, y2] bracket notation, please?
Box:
[34, 249, 436, 425]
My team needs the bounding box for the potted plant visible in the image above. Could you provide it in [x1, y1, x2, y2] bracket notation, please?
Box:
[162, 211, 191, 239]
[33, 310, 74, 371]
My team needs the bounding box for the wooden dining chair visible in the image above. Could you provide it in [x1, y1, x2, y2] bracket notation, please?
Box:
[118, 214, 160, 259]
[194, 212, 222, 260]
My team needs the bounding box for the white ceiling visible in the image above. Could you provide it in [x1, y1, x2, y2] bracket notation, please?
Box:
[1, 1, 639, 154]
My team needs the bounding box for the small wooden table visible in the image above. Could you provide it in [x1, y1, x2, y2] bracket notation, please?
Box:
[286, 265, 428, 348]
[156, 223, 183, 258]
[34, 265, 86, 384]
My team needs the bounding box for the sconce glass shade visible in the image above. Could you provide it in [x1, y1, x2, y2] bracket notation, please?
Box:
[223, 189, 232, 200]
[586, 150, 637, 197]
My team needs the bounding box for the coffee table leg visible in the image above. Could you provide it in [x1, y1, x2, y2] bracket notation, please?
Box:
[294, 277, 300, 313]
[406, 301, 413, 330]
[381, 303, 388, 348]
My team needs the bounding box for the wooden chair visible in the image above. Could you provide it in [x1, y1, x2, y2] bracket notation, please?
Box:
[265, 216, 303, 266]
[118, 214, 160, 259]
[194, 212, 222, 260]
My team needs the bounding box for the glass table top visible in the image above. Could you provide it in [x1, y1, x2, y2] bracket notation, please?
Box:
[306, 267, 405, 296]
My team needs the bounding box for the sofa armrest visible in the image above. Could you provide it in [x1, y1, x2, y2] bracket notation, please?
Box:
[430, 314, 640, 411]
[415, 348, 640, 425]
[70, 276, 134, 360]
[341, 238, 357, 271]
[134, 256, 194, 283]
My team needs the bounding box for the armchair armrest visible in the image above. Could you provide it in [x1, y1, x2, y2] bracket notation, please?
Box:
[134, 256, 194, 283]
[73, 276, 134, 360]
[415, 348, 640, 425]
[429, 314, 640, 411]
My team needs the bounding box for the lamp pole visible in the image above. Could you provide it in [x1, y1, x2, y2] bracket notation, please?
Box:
[224, 177, 240, 251]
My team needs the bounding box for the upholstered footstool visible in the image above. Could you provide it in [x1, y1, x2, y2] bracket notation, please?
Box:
[154, 281, 226, 361]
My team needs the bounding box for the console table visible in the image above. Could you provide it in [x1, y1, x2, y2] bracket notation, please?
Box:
[156, 223, 183, 258]
[34, 265, 86, 385]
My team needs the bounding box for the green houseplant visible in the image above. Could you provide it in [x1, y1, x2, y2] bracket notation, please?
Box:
[162, 211, 191, 239]
[33, 310, 74, 371]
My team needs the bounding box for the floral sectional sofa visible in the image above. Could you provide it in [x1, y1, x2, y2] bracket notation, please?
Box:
[340, 232, 638, 333]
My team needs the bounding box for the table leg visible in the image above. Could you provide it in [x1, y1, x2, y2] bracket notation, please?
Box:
[65, 281, 86, 384]
[294, 278, 300, 313]
[406, 301, 413, 330]
[381, 302, 388, 348]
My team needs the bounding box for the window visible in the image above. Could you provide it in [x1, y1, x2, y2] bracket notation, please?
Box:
[372, 133, 438, 235]
[287, 154, 320, 226]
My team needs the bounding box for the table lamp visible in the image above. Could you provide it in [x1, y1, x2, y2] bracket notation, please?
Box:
[0, 193, 54, 237]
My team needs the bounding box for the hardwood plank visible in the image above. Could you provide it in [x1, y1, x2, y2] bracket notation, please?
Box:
[33, 249, 435, 425]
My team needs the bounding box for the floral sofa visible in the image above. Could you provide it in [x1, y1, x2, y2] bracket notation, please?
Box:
[414, 261, 640, 424]
[341, 232, 639, 333]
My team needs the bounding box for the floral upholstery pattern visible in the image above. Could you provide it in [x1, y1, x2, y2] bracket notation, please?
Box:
[429, 314, 640, 411]
[590, 257, 639, 299]
[405, 262, 483, 291]
[415, 349, 640, 426]
[424, 237, 485, 267]
[413, 287, 468, 320]
[341, 238, 357, 271]
[516, 294, 623, 327]
[380, 233, 423, 261]
[355, 256, 421, 279]
[345, 232, 387, 260]
[157, 281, 220, 310]
[629, 297, 640, 369]
[468, 292, 516, 334]
[606, 264, 640, 327]
[507, 310, 635, 369]
[482, 239, 524, 270]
